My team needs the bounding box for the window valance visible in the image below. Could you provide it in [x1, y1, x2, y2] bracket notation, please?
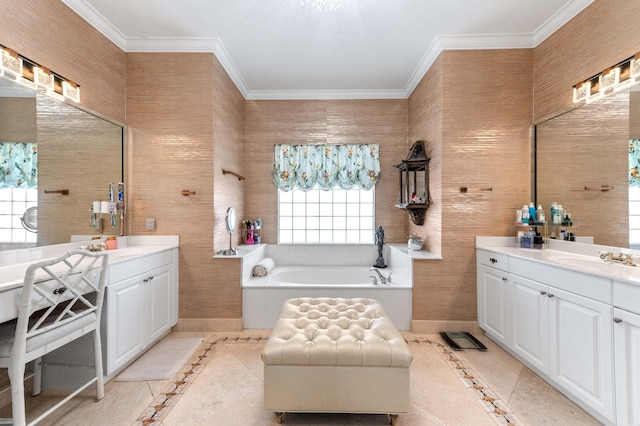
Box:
[272, 144, 380, 191]
[0, 142, 37, 189]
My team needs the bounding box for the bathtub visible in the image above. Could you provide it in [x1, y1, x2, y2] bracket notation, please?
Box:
[269, 266, 380, 286]
[242, 248, 413, 330]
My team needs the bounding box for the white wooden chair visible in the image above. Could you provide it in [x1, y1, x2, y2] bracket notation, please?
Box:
[0, 249, 109, 426]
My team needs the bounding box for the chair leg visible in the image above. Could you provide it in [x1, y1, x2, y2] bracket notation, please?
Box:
[8, 358, 27, 426]
[92, 329, 105, 401]
[31, 357, 42, 396]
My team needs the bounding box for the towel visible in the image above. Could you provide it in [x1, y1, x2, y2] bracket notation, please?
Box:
[252, 257, 275, 277]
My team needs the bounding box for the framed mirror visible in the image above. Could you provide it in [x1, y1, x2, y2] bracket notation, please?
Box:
[0, 76, 123, 251]
[535, 85, 636, 248]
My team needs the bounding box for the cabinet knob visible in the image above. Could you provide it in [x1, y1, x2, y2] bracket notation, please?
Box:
[547, 293, 554, 298]
[490, 258, 497, 264]
[540, 291, 547, 296]
[613, 317, 623, 323]
[502, 277, 508, 282]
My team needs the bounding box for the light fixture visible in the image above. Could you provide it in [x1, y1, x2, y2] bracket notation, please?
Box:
[0, 44, 80, 103]
[573, 55, 639, 104]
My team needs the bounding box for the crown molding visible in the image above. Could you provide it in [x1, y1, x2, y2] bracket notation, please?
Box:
[60, 0, 127, 50]
[532, 0, 595, 46]
[245, 88, 407, 101]
[61, 0, 593, 100]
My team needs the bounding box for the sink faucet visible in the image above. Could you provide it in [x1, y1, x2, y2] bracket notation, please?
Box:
[599, 251, 636, 266]
[369, 268, 387, 284]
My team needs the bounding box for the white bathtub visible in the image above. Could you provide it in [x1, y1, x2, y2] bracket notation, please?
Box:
[270, 266, 379, 286]
[242, 263, 412, 330]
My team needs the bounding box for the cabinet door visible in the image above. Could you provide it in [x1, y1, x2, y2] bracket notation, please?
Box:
[106, 275, 144, 375]
[510, 275, 548, 373]
[549, 287, 614, 422]
[478, 265, 509, 346]
[145, 265, 172, 346]
[614, 307, 640, 426]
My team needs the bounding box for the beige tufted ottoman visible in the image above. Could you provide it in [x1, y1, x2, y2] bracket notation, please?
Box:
[261, 297, 412, 425]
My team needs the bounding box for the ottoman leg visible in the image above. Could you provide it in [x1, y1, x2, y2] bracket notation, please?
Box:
[388, 413, 398, 425]
[275, 411, 285, 424]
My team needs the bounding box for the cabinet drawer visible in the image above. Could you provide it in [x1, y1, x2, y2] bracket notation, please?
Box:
[614, 280, 640, 315]
[477, 250, 509, 271]
[109, 250, 173, 284]
[510, 257, 611, 303]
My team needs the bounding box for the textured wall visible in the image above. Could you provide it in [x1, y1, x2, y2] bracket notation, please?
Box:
[0, 0, 126, 123]
[533, 0, 640, 123]
[126, 53, 232, 320]
[0, 97, 36, 141]
[409, 49, 534, 322]
[244, 100, 409, 244]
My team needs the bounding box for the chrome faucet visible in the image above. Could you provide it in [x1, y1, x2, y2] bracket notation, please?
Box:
[369, 268, 387, 284]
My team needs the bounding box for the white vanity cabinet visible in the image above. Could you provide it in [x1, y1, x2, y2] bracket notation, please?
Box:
[509, 274, 548, 372]
[613, 280, 640, 425]
[477, 249, 615, 424]
[103, 249, 177, 377]
[477, 251, 510, 346]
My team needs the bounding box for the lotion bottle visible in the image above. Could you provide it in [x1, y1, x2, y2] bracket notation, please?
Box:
[528, 202, 536, 223]
[536, 205, 545, 223]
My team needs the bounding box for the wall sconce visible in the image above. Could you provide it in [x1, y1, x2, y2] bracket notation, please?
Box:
[395, 140, 430, 226]
[0, 44, 80, 103]
[573, 54, 639, 104]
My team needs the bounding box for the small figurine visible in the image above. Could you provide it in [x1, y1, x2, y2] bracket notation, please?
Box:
[373, 225, 387, 268]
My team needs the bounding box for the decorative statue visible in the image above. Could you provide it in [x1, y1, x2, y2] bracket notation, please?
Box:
[373, 225, 387, 268]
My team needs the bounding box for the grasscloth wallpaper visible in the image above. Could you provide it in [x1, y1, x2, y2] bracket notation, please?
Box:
[1, 0, 638, 329]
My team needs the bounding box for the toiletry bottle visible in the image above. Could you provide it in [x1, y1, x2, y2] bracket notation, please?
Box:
[529, 202, 536, 223]
[556, 205, 564, 225]
[550, 202, 557, 222]
[522, 205, 530, 225]
[516, 209, 523, 224]
[536, 205, 545, 223]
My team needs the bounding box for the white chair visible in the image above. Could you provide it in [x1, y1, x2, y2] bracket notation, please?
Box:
[0, 249, 109, 426]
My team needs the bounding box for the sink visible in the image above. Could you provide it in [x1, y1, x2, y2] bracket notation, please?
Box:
[544, 255, 608, 270]
[106, 247, 148, 260]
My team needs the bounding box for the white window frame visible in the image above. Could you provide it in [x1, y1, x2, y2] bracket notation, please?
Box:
[0, 187, 37, 244]
[277, 185, 375, 244]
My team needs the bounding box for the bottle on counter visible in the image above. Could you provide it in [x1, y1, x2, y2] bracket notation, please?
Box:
[522, 205, 530, 225]
[536, 204, 545, 223]
[529, 202, 536, 223]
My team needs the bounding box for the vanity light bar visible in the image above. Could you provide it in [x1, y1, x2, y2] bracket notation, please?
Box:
[573, 55, 638, 104]
[0, 44, 80, 103]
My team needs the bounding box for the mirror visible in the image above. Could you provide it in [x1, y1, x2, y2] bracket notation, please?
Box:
[536, 86, 635, 248]
[0, 76, 123, 251]
[219, 207, 238, 256]
[225, 207, 237, 233]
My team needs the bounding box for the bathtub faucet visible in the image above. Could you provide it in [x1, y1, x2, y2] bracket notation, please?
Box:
[369, 268, 387, 285]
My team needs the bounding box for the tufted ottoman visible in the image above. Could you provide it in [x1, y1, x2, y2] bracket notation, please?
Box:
[261, 297, 412, 424]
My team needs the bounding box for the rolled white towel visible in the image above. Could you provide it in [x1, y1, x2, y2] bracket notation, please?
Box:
[252, 257, 275, 277]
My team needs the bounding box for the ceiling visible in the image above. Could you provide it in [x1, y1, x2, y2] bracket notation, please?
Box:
[61, 0, 594, 100]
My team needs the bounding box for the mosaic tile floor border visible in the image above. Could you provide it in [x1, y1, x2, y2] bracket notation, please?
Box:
[136, 335, 522, 425]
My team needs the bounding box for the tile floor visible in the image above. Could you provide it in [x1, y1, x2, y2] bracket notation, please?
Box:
[0, 331, 601, 425]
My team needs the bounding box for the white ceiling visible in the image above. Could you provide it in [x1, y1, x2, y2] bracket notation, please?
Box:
[61, 0, 594, 100]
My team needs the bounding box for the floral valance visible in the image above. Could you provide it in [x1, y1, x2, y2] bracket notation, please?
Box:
[272, 144, 380, 191]
[0, 142, 38, 189]
[631, 139, 640, 187]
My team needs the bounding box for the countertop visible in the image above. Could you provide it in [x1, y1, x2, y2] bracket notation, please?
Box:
[476, 236, 640, 285]
[0, 236, 179, 292]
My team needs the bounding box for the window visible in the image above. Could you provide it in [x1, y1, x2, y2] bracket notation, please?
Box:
[278, 186, 375, 244]
[0, 188, 37, 243]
